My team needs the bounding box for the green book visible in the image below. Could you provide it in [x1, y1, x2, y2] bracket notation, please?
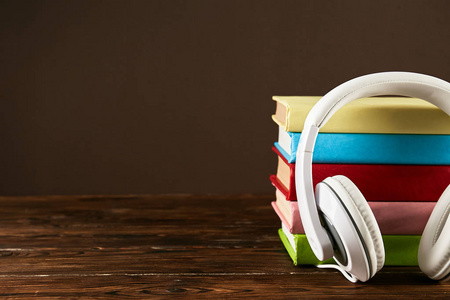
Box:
[279, 228, 421, 266]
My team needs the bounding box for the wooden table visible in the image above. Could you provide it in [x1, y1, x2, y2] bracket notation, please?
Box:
[0, 194, 448, 298]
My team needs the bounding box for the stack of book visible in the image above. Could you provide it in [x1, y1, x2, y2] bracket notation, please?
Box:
[270, 96, 450, 266]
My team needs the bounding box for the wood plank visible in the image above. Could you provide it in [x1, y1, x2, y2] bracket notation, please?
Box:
[0, 194, 447, 298]
[0, 271, 448, 299]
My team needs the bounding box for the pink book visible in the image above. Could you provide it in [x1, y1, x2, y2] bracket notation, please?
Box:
[272, 189, 435, 235]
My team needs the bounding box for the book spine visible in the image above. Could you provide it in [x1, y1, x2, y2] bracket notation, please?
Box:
[272, 201, 435, 235]
[272, 146, 450, 202]
[278, 229, 421, 266]
[272, 96, 450, 134]
[276, 133, 450, 165]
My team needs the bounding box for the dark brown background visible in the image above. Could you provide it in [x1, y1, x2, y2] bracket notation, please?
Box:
[0, 0, 449, 196]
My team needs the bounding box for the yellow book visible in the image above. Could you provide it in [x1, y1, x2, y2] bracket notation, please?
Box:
[272, 96, 450, 134]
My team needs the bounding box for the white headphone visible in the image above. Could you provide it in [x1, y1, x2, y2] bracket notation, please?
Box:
[294, 71, 450, 282]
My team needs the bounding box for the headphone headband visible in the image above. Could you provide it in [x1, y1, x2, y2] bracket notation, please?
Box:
[295, 72, 450, 261]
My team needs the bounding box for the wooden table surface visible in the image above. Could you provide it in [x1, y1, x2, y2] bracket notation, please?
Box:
[0, 194, 448, 299]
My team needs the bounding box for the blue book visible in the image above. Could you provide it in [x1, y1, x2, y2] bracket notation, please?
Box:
[276, 127, 450, 165]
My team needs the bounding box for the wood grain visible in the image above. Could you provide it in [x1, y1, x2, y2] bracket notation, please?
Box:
[0, 194, 448, 298]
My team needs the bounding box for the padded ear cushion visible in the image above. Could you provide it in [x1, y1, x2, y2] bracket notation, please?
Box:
[418, 185, 450, 280]
[324, 175, 385, 276]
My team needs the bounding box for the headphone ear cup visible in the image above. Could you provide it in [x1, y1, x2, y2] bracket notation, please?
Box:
[418, 185, 450, 280]
[320, 175, 385, 279]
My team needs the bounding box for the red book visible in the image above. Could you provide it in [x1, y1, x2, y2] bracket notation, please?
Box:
[271, 146, 450, 202]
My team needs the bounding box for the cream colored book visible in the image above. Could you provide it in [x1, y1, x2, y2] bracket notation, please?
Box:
[272, 96, 450, 134]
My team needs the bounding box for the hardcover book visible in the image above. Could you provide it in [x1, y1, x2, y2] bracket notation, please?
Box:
[279, 224, 421, 266]
[272, 96, 450, 134]
[272, 189, 435, 235]
[272, 146, 450, 202]
[276, 126, 450, 165]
